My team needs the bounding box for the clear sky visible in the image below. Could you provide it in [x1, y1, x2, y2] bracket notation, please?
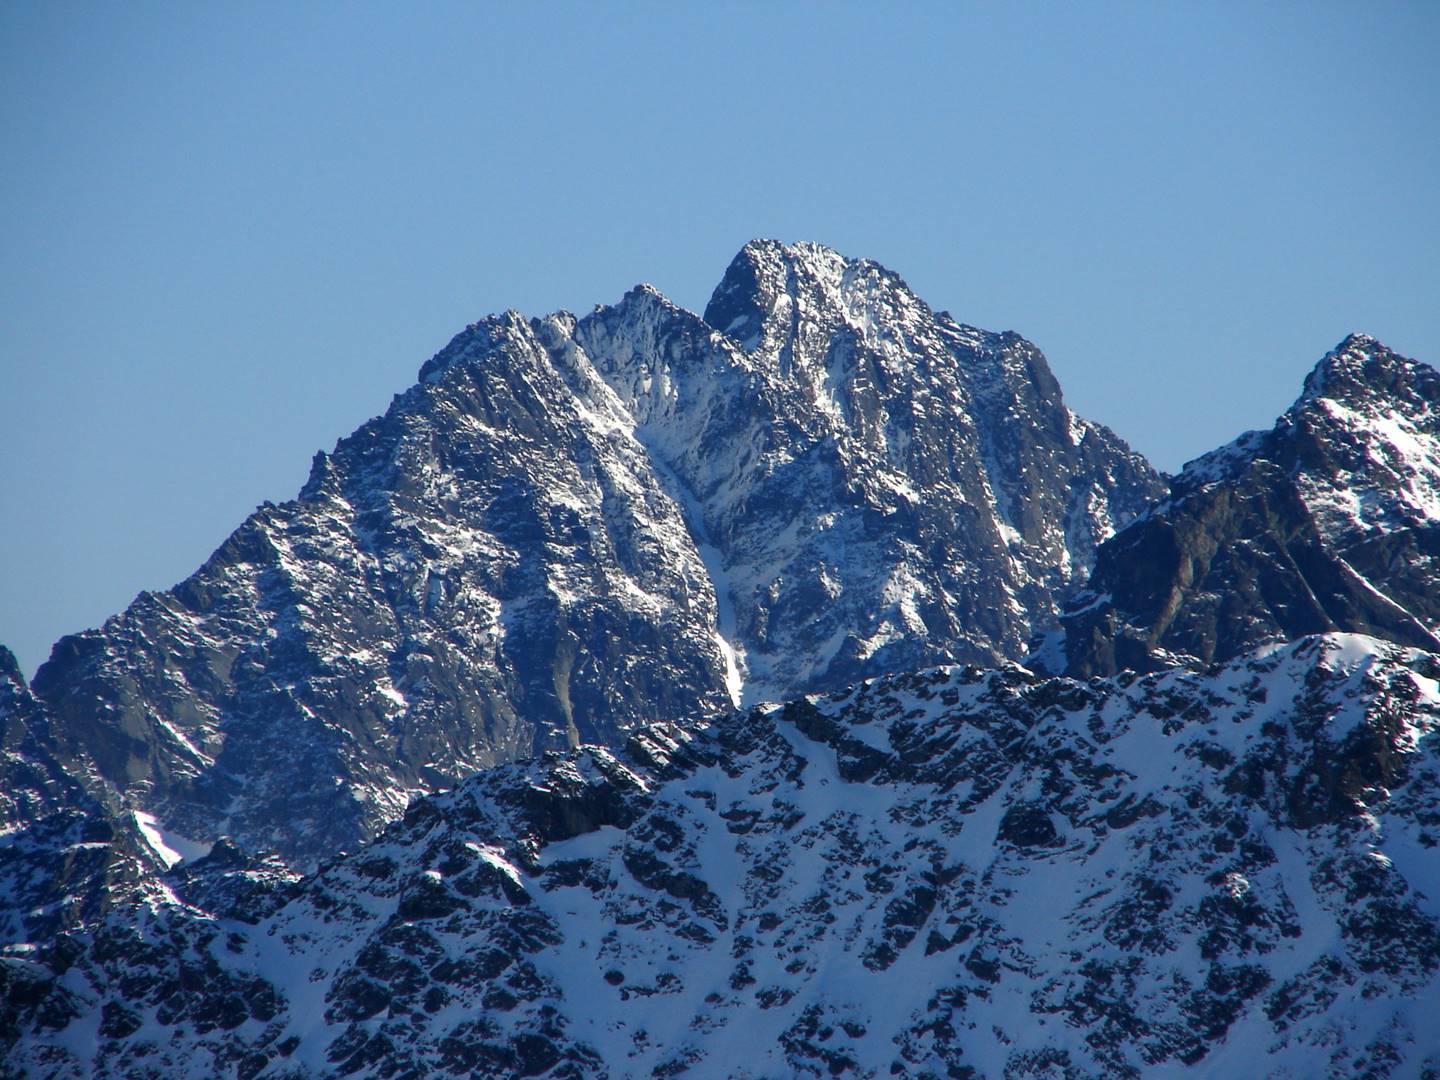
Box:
[3, 3, 1438, 677]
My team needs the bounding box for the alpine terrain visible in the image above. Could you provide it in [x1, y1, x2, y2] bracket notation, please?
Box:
[4, 242, 1440, 1078]
[2, 240, 1160, 877]
[4, 635, 1439, 1077]
[1040, 334, 1440, 678]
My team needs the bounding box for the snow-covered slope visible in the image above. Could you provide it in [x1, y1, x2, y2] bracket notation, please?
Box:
[1044, 334, 1440, 677]
[6, 634, 1439, 1077]
[14, 241, 1161, 871]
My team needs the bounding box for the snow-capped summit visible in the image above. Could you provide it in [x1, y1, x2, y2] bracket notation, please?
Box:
[6, 242, 1162, 876]
[1044, 334, 1440, 677]
[1299, 331, 1421, 402]
[1286, 333, 1440, 543]
[704, 238, 925, 360]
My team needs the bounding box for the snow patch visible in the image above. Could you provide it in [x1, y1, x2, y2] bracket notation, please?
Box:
[132, 810, 211, 869]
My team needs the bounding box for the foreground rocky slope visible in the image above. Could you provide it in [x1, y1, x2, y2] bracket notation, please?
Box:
[12, 241, 1160, 870]
[1042, 334, 1440, 677]
[6, 634, 1438, 1078]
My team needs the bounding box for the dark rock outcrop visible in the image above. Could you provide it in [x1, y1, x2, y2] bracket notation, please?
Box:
[6, 635, 1439, 1077]
[1042, 335, 1440, 677]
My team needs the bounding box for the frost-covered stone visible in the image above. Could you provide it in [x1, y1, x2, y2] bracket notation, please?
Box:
[7, 635, 1439, 1077]
[0, 646, 160, 944]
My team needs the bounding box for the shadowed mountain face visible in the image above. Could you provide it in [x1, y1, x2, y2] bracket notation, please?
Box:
[1043, 335, 1440, 678]
[7, 635, 1439, 1077]
[0, 647, 159, 945]
[11, 241, 1162, 869]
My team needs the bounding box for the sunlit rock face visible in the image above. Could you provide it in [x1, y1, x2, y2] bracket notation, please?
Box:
[15, 241, 1160, 869]
[1041, 334, 1440, 678]
[8, 635, 1440, 1077]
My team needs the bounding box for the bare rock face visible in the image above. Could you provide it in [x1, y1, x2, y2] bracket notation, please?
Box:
[0, 646, 73, 834]
[8, 635, 1440, 1077]
[691, 242, 1160, 696]
[12, 241, 1161, 870]
[1042, 334, 1440, 678]
[8, 304, 1440, 1075]
[0, 647, 158, 945]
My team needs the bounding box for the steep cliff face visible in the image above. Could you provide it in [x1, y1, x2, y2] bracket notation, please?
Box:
[1043, 334, 1440, 678]
[16, 241, 1161, 869]
[8, 251, 1440, 1077]
[0, 647, 155, 944]
[8, 635, 1438, 1078]
[27, 307, 736, 870]
[690, 241, 1161, 697]
[0, 647, 72, 833]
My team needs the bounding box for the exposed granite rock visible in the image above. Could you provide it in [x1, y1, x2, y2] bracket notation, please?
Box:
[14, 242, 1160, 872]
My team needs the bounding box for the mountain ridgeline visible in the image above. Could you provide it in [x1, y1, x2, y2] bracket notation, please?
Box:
[7, 635, 1440, 1077]
[5, 242, 1440, 1078]
[9, 241, 1162, 870]
[1039, 334, 1440, 678]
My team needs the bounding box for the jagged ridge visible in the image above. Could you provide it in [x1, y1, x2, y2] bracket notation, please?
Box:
[1042, 334, 1440, 677]
[5, 635, 1439, 1077]
[7, 240, 1162, 872]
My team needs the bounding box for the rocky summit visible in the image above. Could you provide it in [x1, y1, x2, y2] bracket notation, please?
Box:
[6, 240, 1160, 871]
[5, 635, 1439, 1077]
[1039, 334, 1440, 678]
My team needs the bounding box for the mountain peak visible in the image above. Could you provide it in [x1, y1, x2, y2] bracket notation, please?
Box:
[729, 237, 850, 275]
[0, 644, 22, 688]
[1176, 334, 1439, 492]
[8, 239, 1161, 875]
[603, 280, 688, 325]
[617, 281, 669, 304]
[702, 239, 919, 350]
[1050, 333, 1440, 678]
[1298, 333, 1438, 410]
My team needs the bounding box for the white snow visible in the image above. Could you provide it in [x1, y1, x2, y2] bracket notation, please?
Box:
[132, 810, 210, 869]
[18, 634, 1440, 1079]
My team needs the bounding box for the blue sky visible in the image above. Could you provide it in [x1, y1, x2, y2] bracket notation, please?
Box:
[3, 3, 1438, 676]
